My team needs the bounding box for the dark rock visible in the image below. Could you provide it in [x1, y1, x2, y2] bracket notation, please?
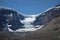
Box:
[33, 5, 60, 26]
[0, 8, 24, 31]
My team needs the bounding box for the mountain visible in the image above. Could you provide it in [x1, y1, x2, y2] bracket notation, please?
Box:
[0, 13, 60, 40]
[0, 5, 60, 40]
[0, 7, 25, 31]
[15, 5, 60, 32]
[33, 5, 60, 26]
[0, 5, 60, 32]
[0, 7, 37, 32]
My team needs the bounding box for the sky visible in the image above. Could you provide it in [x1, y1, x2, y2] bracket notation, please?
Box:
[0, 0, 60, 15]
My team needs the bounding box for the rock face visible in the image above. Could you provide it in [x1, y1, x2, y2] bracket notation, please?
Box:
[0, 8, 24, 31]
[33, 5, 60, 26]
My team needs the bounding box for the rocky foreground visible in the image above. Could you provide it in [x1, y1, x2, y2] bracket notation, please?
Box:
[0, 16, 60, 40]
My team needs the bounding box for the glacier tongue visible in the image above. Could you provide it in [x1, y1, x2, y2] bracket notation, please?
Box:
[8, 15, 44, 32]
[21, 16, 36, 28]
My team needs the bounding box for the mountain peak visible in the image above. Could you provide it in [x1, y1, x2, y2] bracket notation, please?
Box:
[56, 4, 60, 7]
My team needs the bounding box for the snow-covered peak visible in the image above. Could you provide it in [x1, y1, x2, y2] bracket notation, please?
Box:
[56, 6, 60, 9]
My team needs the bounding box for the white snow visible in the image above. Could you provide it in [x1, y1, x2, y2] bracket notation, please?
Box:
[36, 25, 44, 29]
[15, 28, 37, 32]
[8, 25, 12, 27]
[10, 13, 13, 17]
[21, 16, 36, 23]
[56, 6, 60, 8]
[7, 23, 12, 27]
[8, 25, 44, 32]
[44, 7, 54, 12]
[8, 28, 14, 32]
[21, 16, 36, 28]
[8, 25, 43, 32]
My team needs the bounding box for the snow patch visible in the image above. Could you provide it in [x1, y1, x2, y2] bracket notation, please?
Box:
[8, 25, 44, 32]
[7, 24, 13, 32]
[15, 28, 37, 32]
[21, 17, 35, 23]
[21, 16, 36, 28]
[56, 6, 60, 8]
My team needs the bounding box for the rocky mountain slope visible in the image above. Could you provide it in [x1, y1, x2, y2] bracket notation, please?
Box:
[0, 7, 25, 31]
[33, 5, 60, 26]
[27, 16, 60, 40]
[0, 14, 60, 40]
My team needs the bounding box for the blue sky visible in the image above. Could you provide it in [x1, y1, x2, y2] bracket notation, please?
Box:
[0, 0, 60, 15]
